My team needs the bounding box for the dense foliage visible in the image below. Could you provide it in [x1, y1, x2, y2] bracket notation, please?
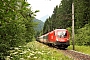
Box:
[0, 0, 38, 59]
[43, 0, 90, 46]
[75, 24, 90, 46]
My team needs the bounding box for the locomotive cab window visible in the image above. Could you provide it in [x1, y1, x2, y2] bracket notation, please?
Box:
[57, 31, 67, 38]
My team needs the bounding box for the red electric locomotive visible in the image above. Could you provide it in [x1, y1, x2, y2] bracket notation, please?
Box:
[38, 29, 70, 48]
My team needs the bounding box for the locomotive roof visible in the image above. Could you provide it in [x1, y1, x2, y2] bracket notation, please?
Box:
[54, 29, 67, 31]
[41, 29, 68, 36]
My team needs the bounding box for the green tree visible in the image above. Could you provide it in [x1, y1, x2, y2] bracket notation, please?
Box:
[0, 0, 38, 59]
[74, 0, 90, 29]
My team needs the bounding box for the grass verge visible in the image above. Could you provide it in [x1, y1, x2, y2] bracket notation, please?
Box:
[68, 45, 90, 55]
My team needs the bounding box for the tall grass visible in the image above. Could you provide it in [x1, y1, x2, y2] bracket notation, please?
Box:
[5, 41, 73, 60]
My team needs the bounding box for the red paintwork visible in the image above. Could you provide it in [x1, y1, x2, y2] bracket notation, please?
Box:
[48, 31, 56, 42]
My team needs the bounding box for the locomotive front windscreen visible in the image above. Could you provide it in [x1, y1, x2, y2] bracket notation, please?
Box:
[57, 31, 67, 38]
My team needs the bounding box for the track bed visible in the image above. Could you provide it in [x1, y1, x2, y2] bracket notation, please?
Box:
[61, 49, 90, 60]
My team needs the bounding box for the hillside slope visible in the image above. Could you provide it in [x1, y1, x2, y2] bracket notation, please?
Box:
[33, 18, 44, 32]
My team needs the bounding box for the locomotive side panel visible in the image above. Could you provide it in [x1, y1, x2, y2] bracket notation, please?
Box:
[48, 31, 56, 43]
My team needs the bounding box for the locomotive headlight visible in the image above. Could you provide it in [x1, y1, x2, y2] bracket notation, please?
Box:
[56, 38, 58, 41]
[67, 39, 69, 40]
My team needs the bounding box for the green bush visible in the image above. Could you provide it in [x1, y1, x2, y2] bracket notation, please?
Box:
[75, 24, 90, 46]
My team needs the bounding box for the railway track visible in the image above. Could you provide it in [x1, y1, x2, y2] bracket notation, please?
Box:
[61, 49, 90, 60]
[53, 46, 90, 60]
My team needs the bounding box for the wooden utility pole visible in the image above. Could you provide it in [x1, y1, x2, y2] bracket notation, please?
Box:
[72, 2, 75, 50]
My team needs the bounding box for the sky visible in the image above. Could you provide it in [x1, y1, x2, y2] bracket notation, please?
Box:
[27, 0, 62, 22]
